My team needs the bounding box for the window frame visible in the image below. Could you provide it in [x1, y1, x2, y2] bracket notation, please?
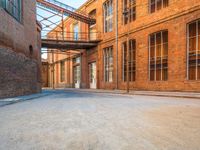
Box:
[148, 30, 168, 81]
[122, 0, 136, 25]
[149, 0, 168, 14]
[1, 0, 22, 22]
[187, 19, 200, 80]
[122, 39, 136, 82]
[60, 61, 65, 82]
[103, 0, 113, 33]
[103, 46, 113, 82]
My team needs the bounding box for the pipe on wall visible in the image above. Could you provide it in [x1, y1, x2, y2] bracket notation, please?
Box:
[115, 0, 119, 89]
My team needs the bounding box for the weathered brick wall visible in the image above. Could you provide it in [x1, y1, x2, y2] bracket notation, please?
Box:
[0, 48, 41, 98]
[97, 0, 200, 91]
[0, 0, 41, 98]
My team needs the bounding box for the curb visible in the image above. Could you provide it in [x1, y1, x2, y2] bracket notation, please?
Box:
[64, 89, 200, 100]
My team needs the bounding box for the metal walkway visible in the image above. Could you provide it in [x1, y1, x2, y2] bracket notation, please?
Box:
[37, 0, 99, 50]
[42, 39, 99, 50]
[37, 0, 96, 25]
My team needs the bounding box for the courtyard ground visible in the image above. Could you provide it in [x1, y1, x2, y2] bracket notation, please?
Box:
[0, 90, 200, 150]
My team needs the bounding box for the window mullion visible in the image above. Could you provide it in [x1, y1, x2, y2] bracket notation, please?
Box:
[149, 36, 151, 80]
[187, 24, 189, 80]
[123, 44, 125, 81]
[196, 21, 198, 80]
[155, 33, 157, 81]
[155, 0, 157, 11]
[161, 31, 163, 81]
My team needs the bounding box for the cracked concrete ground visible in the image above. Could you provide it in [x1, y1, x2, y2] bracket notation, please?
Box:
[0, 90, 200, 150]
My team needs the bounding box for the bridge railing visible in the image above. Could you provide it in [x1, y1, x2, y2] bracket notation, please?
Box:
[42, 30, 101, 41]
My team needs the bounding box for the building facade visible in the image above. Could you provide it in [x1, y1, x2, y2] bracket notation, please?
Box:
[0, 0, 42, 98]
[47, 0, 200, 92]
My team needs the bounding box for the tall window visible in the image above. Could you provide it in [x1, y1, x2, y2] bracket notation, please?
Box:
[149, 0, 168, 13]
[187, 20, 200, 80]
[123, 0, 136, 25]
[104, 46, 113, 82]
[1, 0, 22, 22]
[60, 61, 65, 82]
[103, 0, 113, 32]
[122, 39, 136, 81]
[73, 23, 79, 40]
[149, 30, 168, 81]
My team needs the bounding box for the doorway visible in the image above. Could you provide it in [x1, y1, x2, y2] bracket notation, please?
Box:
[73, 65, 80, 88]
[89, 62, 96, 89]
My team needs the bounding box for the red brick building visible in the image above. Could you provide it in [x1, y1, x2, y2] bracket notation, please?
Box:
[0, 0, 42, 98]
[47, 0, 200, 92]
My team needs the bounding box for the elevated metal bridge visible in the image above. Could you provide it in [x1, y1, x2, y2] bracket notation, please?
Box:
[36, 0, 99, 50]
[37, 0, 96, 25]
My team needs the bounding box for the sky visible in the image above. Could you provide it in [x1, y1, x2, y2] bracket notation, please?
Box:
[60, 0, 87, 8]
[38, 0, 87, 59]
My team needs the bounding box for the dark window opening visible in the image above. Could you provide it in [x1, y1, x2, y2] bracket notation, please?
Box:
[149, 30, 168, 81]
[150, 0, 168, 13]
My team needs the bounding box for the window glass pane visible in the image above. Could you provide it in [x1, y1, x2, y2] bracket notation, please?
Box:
[163, 43, 168, 56]
[198, 21, 200, 50]
[189, 37, 196, 51]
[189, 66, 196, 80]
[198, 35, 200, 50]
[156, 32, 161, 45]
[189, 22, 196, 37]
[0, 0, 3, 7]
[156, 69, 161, 80]
[157, 0, 162, 11]
[163, 0, 169, 8]
[198, 66, 200, 80]
[150, 70, 155, 81]
[150, 0, 155, 13]
[163, 31, 168, 43]
[150, 35, 155, 45]
[198, 51, 200, 79]
[150, 46, 155, 58]
[104, 0, 113, 32]
[156, 44, 161, 57]
[198, 21, 200, 36]
[162, 69, 168, 80]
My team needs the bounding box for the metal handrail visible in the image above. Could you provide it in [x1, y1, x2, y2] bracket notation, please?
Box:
[42, 31, 101, 41]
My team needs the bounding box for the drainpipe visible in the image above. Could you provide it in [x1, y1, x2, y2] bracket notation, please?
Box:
[115, 0, 119, 89]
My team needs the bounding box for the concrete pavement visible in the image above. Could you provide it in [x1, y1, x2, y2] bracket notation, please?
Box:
[0, 90, 200, 150]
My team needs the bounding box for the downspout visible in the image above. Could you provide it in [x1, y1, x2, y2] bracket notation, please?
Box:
[115, 0, 119, 89]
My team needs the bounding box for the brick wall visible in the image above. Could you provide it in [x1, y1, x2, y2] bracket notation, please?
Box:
[0, 48, 41, 98]
[47, 0, 200, 92]
[0, 0, 41, 98]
